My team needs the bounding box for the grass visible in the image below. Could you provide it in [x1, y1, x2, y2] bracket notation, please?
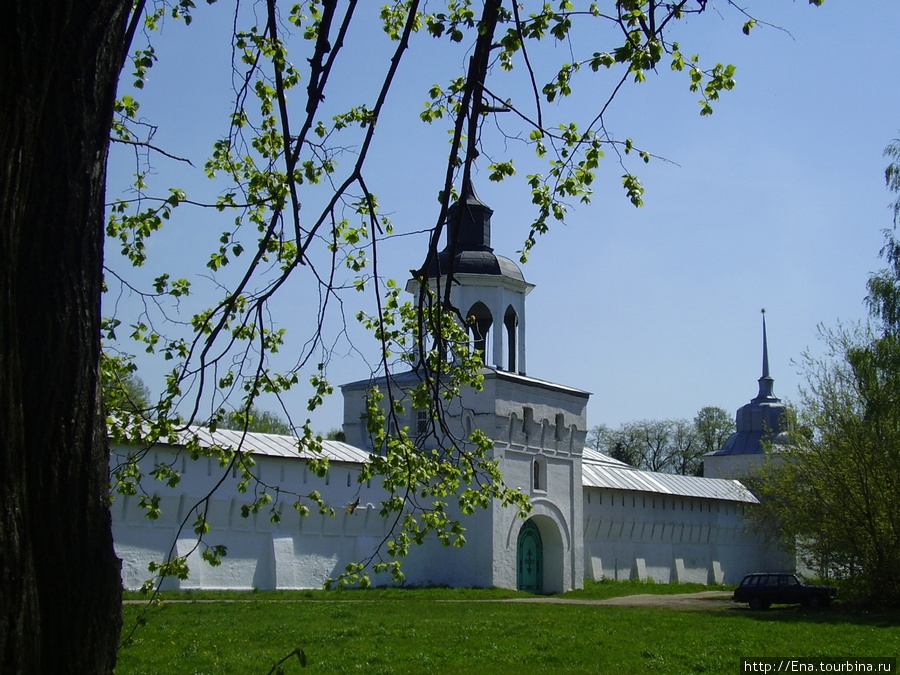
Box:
[117, 582, 900, 674]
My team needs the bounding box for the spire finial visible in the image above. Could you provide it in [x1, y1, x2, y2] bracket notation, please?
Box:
[754, 309, 777, 401]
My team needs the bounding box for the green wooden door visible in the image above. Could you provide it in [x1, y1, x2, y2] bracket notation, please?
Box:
[517, 519, 543, 593]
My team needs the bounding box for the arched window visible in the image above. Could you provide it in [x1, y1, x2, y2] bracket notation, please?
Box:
[467, 302, 493, 363]
[416, 410, 428, 434]
[533, 459, 546, 492]
[504, 305, 518, 372]
[507, 412, 518, 445]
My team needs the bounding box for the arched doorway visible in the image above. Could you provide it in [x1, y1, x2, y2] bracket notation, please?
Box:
[517, 519, 543, 593]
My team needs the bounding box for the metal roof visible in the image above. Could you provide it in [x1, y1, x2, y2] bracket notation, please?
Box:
[167, 426, 372, 465]
[139, 427, 756, 503]
[582, 448, 631, 467]
[581, 452, 757, 504]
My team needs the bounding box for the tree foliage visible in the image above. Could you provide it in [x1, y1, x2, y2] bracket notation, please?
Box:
[102, 353, 152, 414]
[750, 325, 900, 605]
[885, 133, 900, 226]
[218, 405, 292, 435]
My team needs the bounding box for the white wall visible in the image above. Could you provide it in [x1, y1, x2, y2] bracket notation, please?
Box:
[111, 443, 495, 591]
[582, 487, 788, 584]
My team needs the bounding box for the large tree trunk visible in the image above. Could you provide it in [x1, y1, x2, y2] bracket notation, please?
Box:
[1, 1, 130, 671]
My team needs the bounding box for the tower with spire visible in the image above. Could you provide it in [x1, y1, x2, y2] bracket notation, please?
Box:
[703, 310, 788, 480]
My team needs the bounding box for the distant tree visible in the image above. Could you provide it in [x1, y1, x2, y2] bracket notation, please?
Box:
[632, 419, 674, 472]
[669, 419, 702, 476]
[326, 428, 347, 443]
[591, 409, 731, 474]
[693, 406, 735, 456]
[609, 428, 643, 467]
[585, 424, 609, 452]
[102, 354, 151, 414]
[585, 423, 641, 466]
[219, 406, 292, 435]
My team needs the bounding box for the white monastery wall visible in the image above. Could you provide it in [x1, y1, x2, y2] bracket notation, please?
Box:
[582, 487, 786, 585]
[111, 442, 496, 591]
[112, 425, 787, 593]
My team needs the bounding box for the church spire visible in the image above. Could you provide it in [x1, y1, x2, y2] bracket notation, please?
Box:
[754, 309, 777, 402]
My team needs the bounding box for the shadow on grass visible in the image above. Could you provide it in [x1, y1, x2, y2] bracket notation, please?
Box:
[729, 603, 900, 628]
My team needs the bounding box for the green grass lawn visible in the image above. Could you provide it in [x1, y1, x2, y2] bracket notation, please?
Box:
[117, 583, 900, 674]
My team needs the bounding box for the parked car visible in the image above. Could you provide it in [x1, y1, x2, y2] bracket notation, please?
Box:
[733, 573, 836, 610]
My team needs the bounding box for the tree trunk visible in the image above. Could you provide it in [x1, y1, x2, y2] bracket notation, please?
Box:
[1, 1, 130, 670]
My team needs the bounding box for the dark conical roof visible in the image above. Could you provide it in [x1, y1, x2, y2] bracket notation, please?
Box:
[428, 182, 525, 282]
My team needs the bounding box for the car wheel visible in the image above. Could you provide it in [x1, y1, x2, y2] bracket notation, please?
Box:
[804, 596, 822, 610]
[748, 598, 768, 611]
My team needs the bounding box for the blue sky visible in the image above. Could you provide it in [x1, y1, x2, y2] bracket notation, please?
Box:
[105, 1, 900, 435]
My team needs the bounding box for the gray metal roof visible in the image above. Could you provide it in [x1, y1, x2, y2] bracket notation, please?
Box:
[582, 448, 631, 467]
[145, 427, 755, 503]
[341, 366, 591, 399]
[581, 452, 757, 504]
[171, 426, 372, 465]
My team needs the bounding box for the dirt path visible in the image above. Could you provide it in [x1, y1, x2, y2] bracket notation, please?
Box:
[497, 590, 734, 608]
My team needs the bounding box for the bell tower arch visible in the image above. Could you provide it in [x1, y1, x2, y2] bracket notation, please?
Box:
[409, 181, 534, 374]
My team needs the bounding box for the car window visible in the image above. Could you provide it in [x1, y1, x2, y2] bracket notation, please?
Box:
[783, 576, 800, 587]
